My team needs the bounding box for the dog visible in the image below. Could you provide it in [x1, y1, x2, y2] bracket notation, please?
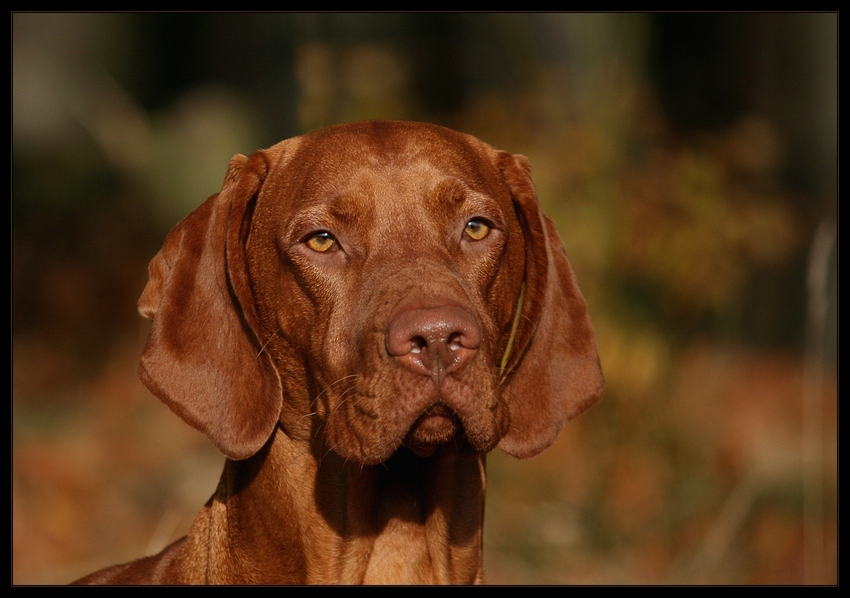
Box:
[73, 120, 603, 584]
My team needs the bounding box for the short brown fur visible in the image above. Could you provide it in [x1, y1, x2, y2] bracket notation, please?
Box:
[73, 121, 602, 585]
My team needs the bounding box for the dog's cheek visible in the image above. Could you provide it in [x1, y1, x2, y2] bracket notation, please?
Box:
[315, 291, 370, 378]
[323, 395, 398, 465]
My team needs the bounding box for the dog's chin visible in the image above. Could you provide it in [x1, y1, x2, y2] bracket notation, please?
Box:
[328, 402, 490, 465]
[403, 405, 464, 457]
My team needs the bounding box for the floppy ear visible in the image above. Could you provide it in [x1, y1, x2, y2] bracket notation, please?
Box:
[137, 151, 282, 460]
[496, 152, 604, 459]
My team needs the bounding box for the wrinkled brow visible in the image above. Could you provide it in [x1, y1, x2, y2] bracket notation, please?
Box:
[427, 178, 505, 228]
[283, 192, 377, 240]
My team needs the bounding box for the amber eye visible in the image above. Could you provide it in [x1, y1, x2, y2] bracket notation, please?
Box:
[306, 231, 337, 252]
[464, 218, 491, 241]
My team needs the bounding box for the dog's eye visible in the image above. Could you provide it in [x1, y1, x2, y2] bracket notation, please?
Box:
[464, 219, 491, 241]
[305, 231, 337, 252]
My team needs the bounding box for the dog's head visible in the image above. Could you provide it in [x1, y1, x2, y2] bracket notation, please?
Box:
[137, 121, 603, 464]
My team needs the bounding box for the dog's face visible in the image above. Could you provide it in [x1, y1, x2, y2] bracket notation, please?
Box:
[138, 121, 602, 464]
[246, 122, 526, 464]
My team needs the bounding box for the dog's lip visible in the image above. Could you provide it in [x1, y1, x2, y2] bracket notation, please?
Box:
[403, 404, 461, 456]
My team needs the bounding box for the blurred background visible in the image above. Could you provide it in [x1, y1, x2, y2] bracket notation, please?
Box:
[13, 13, 836, 585]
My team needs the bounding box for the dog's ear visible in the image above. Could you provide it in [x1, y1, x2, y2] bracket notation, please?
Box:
[495, 152, 604, 459]
[137, 151, 282, 460]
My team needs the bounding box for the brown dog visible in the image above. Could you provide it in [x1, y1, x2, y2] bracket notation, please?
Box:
[73, 121, 603, 584]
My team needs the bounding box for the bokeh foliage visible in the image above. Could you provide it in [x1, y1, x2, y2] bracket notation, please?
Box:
[13, 13, 836, 584]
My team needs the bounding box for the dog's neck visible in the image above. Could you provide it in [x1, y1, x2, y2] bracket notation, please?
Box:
[178, 426, 486, 584]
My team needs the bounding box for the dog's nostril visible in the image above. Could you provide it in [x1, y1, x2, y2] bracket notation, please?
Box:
[386, 304, 481, 378]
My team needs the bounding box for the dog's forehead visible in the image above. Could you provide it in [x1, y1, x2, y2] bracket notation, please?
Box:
[284, 122, 502, 198]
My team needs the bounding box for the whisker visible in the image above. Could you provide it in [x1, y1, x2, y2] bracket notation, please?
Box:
[314, 374, 360, 401]
[327, 384, 361, 417]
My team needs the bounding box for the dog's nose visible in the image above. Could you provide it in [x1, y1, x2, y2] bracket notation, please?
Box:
[386, 305, 480, 382]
